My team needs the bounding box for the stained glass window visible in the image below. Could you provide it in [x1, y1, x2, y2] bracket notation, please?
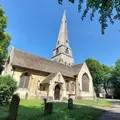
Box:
[82, 73, 89, 92]
[71, 82, 75, 91]
[19, 72, 30, 89]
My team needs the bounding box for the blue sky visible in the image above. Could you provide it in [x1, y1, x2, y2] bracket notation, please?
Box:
[1, 0, 120, 66]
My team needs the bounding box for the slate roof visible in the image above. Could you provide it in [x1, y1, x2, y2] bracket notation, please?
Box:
[72, 64, 83, 75]
[41, 73, 56, 84]
[11, 48, 83, 78]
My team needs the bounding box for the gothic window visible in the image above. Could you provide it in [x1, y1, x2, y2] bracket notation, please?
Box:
[66, 40, 68, 43]
[71, 82, 75, 91]
[19, 72, 30, 89]
[43, 86, 46, 91]
[82, 73, 89, 92]
[58, 74, 60, 81]
[56, 48, 59, 54]
[65, 48, 69, 54]
[66, 81, 69, 91]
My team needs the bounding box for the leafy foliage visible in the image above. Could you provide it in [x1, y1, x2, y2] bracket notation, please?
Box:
[0, 6, 11, 73]
[101, 64, 113, 97]
[86, 58, 120, 98]
[0, 75, 17, 105]
[86, 58, 104, 88]
[86, 58, 114, 97]
[111, 59, 120, 98]
[58, 0, 120, 34]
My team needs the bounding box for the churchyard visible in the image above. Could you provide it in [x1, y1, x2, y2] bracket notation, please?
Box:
[0, 95, 114, 120]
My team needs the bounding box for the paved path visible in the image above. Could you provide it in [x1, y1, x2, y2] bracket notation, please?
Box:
[98, 100, 120, 120]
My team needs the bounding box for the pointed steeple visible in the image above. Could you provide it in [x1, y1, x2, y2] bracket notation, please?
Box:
[56, 9, 69, 47]
[52, 9, 74, 66]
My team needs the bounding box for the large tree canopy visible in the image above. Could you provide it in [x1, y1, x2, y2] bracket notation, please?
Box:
[0, 6, 11, 73]
[58, 0, 120, 34]
[101, 64, 113, 97]
[86, 58, 114, 97]
[86, 58, 104, 88]
[111, 59, 120, 98]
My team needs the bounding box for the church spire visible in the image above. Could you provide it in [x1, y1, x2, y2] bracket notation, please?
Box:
[56, 9, 69, 47]
[52, 9, 74, 66]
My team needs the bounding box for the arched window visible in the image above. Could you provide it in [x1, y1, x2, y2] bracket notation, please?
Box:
[56, 48, 59, 54]
[66, 80, 69, 91]
[65, 48, 69, 54]
[71, 82, 75, 91]
[82, 73, 89, 92]
[58, 74, 60, 81]
[19, 72, 30, 89]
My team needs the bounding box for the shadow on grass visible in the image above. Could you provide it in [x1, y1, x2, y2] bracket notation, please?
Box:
[16, 102, 104, 120]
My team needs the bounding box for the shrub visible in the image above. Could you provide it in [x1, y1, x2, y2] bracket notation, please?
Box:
[0, 75, 17, 105]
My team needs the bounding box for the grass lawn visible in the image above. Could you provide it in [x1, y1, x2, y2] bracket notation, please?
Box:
[75, 99, 112, 108]
[0, 99, 104, 120]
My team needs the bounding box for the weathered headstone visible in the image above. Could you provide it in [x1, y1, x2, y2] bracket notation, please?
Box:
[43, 98, 47, 105]
[42, 97, 47, 105]
[25, 92, 28, 100]
[68, 98, 73, 110]
[44, 102, 53, 114]
[7, 94, 20, 120]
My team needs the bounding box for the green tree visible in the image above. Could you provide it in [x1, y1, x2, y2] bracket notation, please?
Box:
[0, 75, 17, 105]
[58, 0, 120, 34]
[86, 58, 104, 88]
[111, 59, 120, 98]
[0, 6, 11, 73]
[102, 64, 113, 98]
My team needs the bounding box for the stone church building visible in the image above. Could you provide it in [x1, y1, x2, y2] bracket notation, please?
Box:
[2, 10, 94, 100]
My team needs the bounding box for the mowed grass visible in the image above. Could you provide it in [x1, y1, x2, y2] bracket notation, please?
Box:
[0, 99, 104, 120]
[75, 99, 112, 108]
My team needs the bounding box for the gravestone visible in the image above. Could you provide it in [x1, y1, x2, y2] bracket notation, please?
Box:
[7, 94, 20, 120]
[44, 102, 53, 114]
[43, 98, 47, 105]
[25, 92, 28, 100]
[68, 98, 73, 110]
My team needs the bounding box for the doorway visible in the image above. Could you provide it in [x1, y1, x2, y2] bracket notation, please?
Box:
[54, 84, 60, 100]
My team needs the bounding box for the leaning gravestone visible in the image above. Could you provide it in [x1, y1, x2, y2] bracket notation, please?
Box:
[44, 102, 53, 114]
[68, 98, 73, 110]
[7, 94, 20, 120]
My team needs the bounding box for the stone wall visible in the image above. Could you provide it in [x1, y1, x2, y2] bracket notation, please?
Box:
[76, 62, 94, 99]
[12, 68, 49, 99]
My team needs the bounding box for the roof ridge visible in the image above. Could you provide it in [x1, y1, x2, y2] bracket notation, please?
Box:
[14, 48, 73, 68]
[12, 48, 83, 77]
